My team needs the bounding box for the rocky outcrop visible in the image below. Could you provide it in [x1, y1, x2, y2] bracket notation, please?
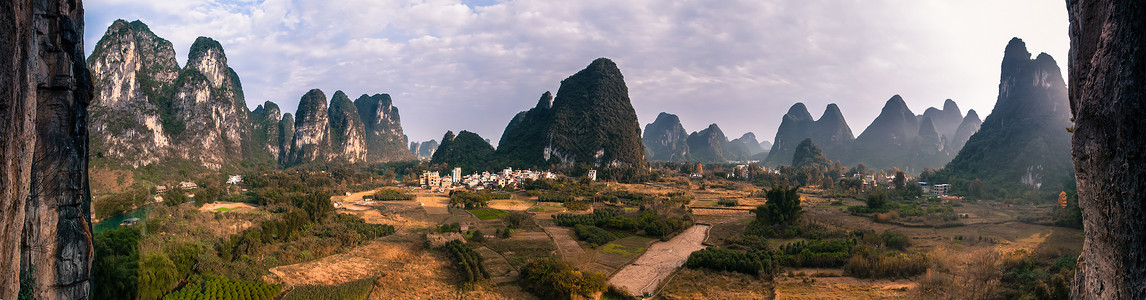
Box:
[951, 109, 981, 151]
[409, 139, 439, 159]
[497, 59, 647, 168]
[1066, 1, 1146, 297]
[920, 99, 964, 144]
[289, 89, 331, 165]
[2, 0, 94, 299]
[328, 91, 368, 163]
[87, 20, 419, 171]
[941, 38, 1072, 190]
[911, 117, 947, 167]
[249, 101, 282, 165]
[354, 93, 414, 162]
[169, 37, 250, 170]
[277, 113, 294, 164]
[686, 124, 729, 163]
[87, 20, 179, 166]
[763, 103, 854, 166]
[642, 112, 690, 162]
[88, 21, 252, 171]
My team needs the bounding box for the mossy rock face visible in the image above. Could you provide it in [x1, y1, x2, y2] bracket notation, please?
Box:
[497, 58, 648, 169]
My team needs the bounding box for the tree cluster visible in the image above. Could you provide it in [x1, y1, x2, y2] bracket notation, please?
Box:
[573, 224, 616, 247]
[685, 247, 778, 276]
[443, 240, 491, 283]
[751, 184, 802, 226]
[371, 189, 416, 201]
[519, 258, 607, 299]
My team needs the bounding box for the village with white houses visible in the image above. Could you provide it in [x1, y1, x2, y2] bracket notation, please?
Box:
[418, 167, 565, 191]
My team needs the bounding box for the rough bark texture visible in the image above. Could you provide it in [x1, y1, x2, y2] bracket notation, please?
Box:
[1067, 0, 1146, 298]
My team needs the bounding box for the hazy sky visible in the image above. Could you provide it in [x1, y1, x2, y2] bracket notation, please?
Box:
[84, 0, 1069, 146]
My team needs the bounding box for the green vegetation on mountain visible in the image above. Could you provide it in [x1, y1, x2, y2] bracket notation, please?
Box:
[430, 130, 496, 175]
[686, 124, 728, 163]
[925, 38, 1073, 198]
[497, 58, 647, 169]
[792, 138, 829, 168]
[642, 112, 690, 162]
[764, 103, 854, 166]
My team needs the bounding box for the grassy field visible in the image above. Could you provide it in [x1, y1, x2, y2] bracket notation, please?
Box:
[658, 268, 775, 299]
[469, 208, 510, 220]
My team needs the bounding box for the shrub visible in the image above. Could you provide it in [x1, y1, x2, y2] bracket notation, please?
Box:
[503, 213, 528, 229]
[470, 230, 487, 243]
[685, 247, 777, 276]
[751, 184, 802, 226]
[563, 200, 590, 211]
[574, 224, 615, 247]
[449, 191, 492, 209]
[519, 258, 607, 299]
[866, 190, 888, 209]
[717, 198, 739, 207]
[777, 239, 856, 268]
[843, 250, 928, 279]
[372, 189, 416, 201]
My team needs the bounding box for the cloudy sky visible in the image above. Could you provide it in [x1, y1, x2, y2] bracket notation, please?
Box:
[84, 0, 1069, 146]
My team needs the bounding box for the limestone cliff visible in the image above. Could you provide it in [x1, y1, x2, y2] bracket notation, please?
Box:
[642, 112, 690, 162]
[1066, 0, 1146, 297]
[328, 91, 368, 163]
[354, 93, 414, 162]
[951, 109, 981, 151]
[409, 139, 439, 159]
[1, 0, 94, 299]
[686, 124, 729, 163]
[169, 37, 251, 170]
[289, 89, 332, 165]
[249, 101, 282, 166]
[87, 20, 178, 166]
[277, 113, 295, 164]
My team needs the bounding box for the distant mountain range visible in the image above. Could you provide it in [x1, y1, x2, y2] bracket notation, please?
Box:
[88, 20, 413, 171]
[87, 21, 1067, 184]
[641, 113, 767, 163]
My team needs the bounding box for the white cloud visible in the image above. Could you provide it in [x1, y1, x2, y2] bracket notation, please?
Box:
[84, 0, 1068, 146]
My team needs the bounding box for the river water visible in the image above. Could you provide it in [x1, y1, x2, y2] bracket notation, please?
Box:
[93, 205, 152, 233]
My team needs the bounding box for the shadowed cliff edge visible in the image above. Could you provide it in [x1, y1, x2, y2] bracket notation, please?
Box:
[1, 0, 95, 299]
[1066, 0, 1146, 298]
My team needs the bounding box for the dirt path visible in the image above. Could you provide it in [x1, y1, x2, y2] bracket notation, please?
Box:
[608, 224, 711, 297]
